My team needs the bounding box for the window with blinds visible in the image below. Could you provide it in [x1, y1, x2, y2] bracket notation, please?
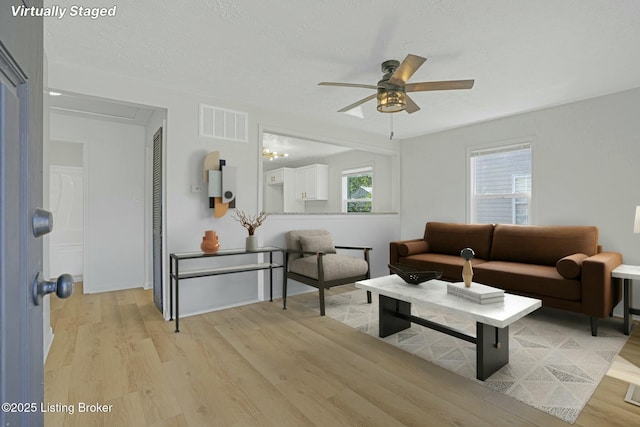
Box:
[468, 142, 532, 224]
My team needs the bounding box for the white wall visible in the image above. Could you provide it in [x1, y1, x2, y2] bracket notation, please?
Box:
[400, 87, 640, 313]
[50, 112, 146, 293]
[48, 62, 397, 319]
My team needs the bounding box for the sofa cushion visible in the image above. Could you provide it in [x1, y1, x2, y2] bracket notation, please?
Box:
[299, 234, 336, 257]
[490, 224, 598, 266]
[474, 261, 582, 301]
[399, 253, 487, 282]
[556, 253, 589, 279]
[289, 254, 368, 281]
[423, 222, 494, 260]
[398, 240, 429, 257]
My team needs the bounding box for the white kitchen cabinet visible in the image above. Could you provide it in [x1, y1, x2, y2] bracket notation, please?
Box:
[294, 164, 328, 201]
[264, 168, 304, 213]
[265, 168, 285, 185]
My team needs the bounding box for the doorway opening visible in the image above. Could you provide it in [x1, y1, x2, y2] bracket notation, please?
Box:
[46, 91, 167, 301]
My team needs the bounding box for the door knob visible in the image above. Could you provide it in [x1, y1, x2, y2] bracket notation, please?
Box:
[32, 272, 74, 305]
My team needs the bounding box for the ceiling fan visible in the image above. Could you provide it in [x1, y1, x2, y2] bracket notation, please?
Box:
[319, 54, 474, 114]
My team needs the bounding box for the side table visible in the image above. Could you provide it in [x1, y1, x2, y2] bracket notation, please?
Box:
[612, 264, 640, 335]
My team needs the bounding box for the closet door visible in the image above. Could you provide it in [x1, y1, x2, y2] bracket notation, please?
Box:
[152, 127, 163, 312]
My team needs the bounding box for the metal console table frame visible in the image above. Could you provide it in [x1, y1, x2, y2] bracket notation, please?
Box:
[169, 246, 284, 332]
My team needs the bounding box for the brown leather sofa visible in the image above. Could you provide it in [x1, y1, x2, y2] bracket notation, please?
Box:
[390, 222, 623, 336]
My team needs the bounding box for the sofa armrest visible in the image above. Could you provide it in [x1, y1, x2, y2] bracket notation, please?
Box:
[389, 239, 427, 264]
[581, 251, 623, 318]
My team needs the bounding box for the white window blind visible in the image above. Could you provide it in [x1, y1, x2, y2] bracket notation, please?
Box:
[469, 142, 532, 224]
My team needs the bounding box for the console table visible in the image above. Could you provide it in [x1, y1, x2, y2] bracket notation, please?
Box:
[169, 247, 284, 332]
[612, 264, 640, 335]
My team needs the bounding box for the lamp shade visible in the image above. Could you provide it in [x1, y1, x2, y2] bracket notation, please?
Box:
[635, 206, 640, 234]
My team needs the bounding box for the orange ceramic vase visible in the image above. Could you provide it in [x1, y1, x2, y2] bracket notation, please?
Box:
[201, 230, 220, 253]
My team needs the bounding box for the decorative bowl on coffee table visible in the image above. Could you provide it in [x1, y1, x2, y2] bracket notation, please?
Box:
[388, 263, 443, 285]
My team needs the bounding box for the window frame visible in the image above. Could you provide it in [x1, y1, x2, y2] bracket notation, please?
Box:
[341, 165, 373, 213]
[511, 174, 531, 225]
[466, 139, 533, 225]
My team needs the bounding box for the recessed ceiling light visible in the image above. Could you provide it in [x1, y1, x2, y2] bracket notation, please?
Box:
[49, 91, 62, 96]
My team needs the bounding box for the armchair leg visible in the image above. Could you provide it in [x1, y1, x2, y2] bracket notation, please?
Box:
[590, 317, 598, 336]
[367, 290, 372, 304]
[319, 287, 326, 316]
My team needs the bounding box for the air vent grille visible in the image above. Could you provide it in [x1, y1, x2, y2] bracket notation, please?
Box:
[625, 383, 640, 407]
[199, 104, 248, 142]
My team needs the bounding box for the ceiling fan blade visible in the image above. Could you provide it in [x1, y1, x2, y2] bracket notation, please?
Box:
[337, 93, 377, 113]
[404, 94, 420, 114]
[318, 82, 378, 90]
[406, 79, 475, 92]
[388, 54, 427, 86]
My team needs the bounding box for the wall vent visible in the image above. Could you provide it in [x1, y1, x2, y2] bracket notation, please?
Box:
[625, 383, 640, 407]
[199, 104, 248, 142]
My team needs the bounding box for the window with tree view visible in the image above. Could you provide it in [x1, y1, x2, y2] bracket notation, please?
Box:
[342, 167, 373, 213]
[469, 142, 531, 224]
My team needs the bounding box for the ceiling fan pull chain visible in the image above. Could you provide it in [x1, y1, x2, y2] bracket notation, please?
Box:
[389, 114, 394, 140]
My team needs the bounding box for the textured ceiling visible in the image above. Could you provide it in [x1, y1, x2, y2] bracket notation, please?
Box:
[44, 0, 640, 139]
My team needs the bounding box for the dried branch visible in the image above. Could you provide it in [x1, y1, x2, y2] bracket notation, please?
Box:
[232, 210, 267, 235]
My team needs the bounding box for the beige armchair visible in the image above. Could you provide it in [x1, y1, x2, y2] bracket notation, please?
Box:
[282, 229, 371, 315]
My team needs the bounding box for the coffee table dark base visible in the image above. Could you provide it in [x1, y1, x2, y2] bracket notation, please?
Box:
[379, 294, 509, 381]
[623, 278, 640, 335]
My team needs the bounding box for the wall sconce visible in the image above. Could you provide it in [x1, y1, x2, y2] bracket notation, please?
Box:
[262, 147, 288, 161]
[634, 206, 640, 233]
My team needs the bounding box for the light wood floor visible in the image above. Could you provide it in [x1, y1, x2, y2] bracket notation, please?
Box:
[45, 284, 640, 426]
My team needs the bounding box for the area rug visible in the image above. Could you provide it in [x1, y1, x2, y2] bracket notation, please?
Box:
[305, 289, 629, 424]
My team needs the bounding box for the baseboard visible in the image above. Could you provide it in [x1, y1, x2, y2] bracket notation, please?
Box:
[83, 282, 144, 294]
[173, 298, 261, 320]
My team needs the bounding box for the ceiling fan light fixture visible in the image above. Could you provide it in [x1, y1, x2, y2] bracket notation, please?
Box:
[320, 54, 474, 116]
[377, 89, 406, 113]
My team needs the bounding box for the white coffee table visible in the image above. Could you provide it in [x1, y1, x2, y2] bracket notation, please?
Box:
[612, 264, 640, 335]
[355, 275, 542, 380]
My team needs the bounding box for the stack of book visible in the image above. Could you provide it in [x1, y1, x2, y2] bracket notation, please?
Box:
[446, 282, 505, 304]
